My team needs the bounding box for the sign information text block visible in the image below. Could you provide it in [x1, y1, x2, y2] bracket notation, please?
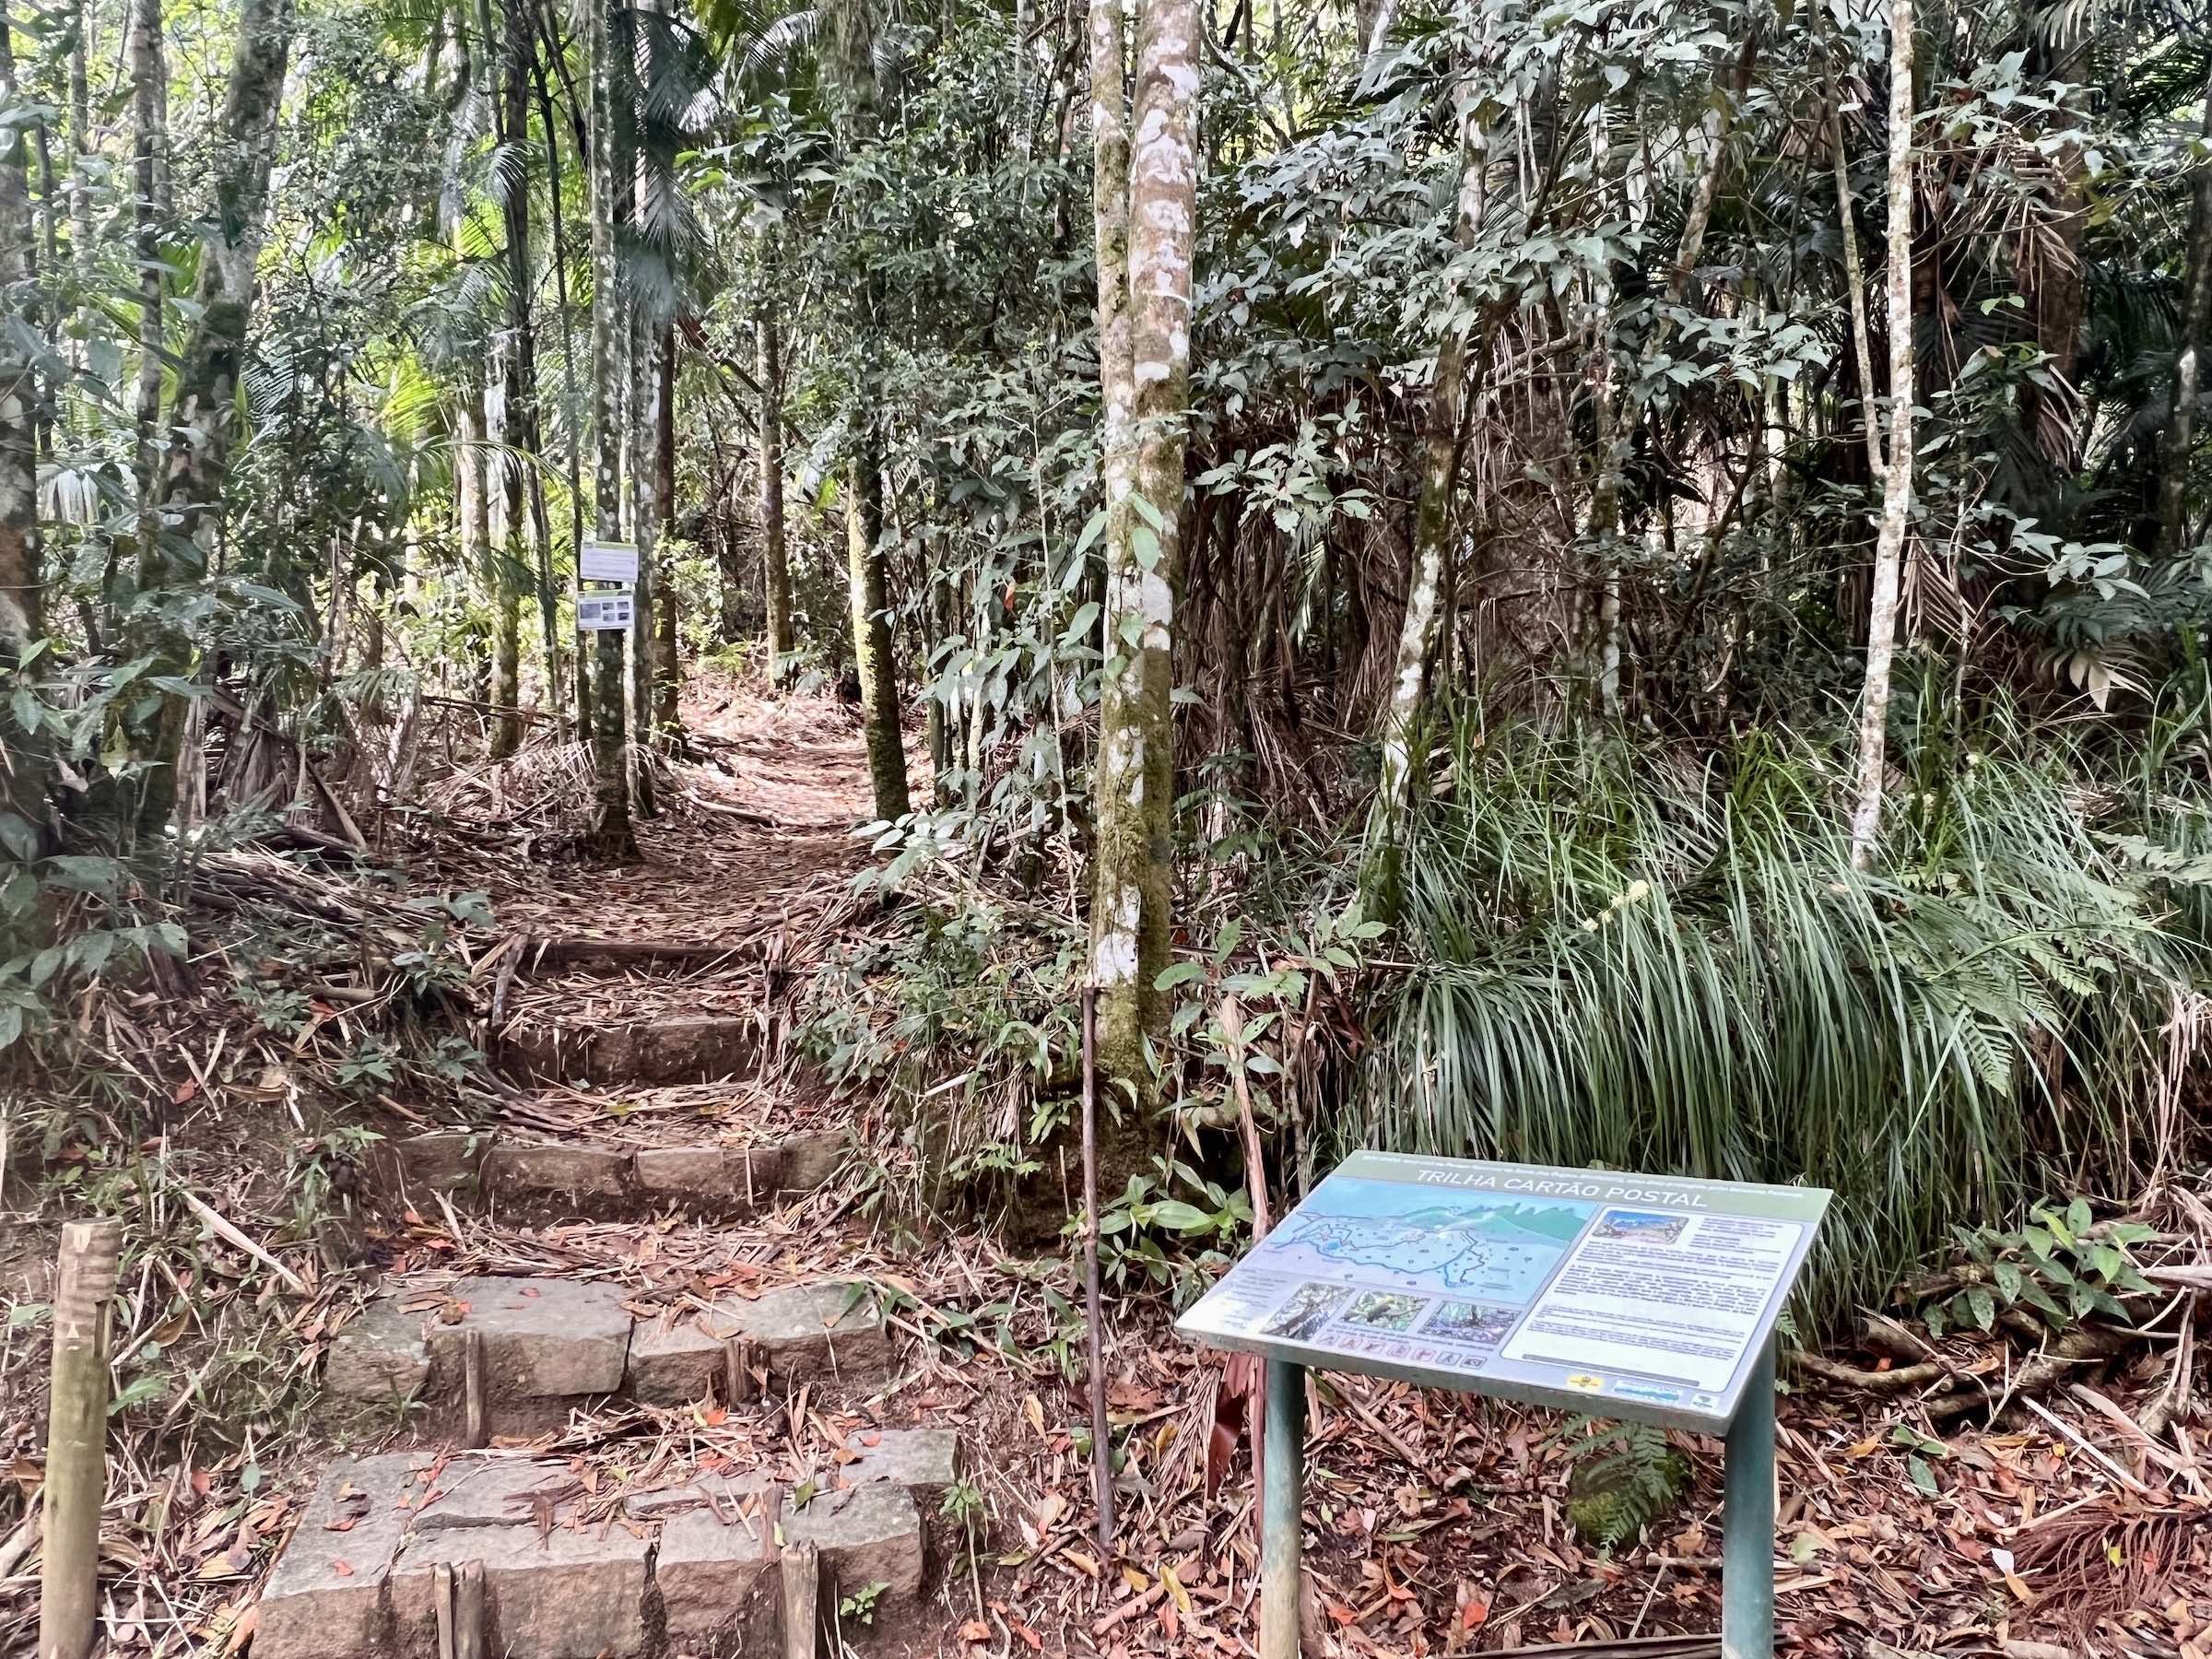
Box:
[1176, 1151, 1829, 1430]
[580, 540, 641, 583]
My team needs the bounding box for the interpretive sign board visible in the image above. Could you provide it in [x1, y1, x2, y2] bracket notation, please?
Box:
[1176, 1149, 1830, 1432]
[577, 591, 635, 630]
[580, 539, 641, 583]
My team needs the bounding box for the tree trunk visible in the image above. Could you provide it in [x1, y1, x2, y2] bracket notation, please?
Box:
[652, 321, 680, 736]
[847, 446, 911, 819]
[1088, 0, 1197, 1100]
[1828, 51, 1885, 483]
[133, 0, 297, 844]
[585, 0, 633, 856]
[457, 377, 492, 708]
[1581, 27, 1758, 719]
[758, 311, 795, 681]
[129, 0, 166, 585]
[488, 375, 524, 759]
[0, 11, 45, 854]
[499, 0, 556, 737]
[66, 0, 92, 286]
[2156, 65, 2212, 562]
[1847, 0, 1917, 871]
[528, 0, 589, 731]
[1367, 68, 1491, 926]
[629, 311, 662, 817]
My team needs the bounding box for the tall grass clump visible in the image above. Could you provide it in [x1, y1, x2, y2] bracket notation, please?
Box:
[1366, 698, 2210, 1322]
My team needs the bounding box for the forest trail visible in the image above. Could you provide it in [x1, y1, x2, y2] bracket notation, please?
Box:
[51, 684, 2205, 1659]
[253, 685, 969, 1659]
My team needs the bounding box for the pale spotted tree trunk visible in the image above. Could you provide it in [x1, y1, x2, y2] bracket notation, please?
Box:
[1088, 0, 1197, 1100]
[585, 0, 634, 857]
[1847, 0, 1917, 871]
[0, 12, 46, 853]
[1366, 65, 1493, 927]
[758, 311, 795, 683]
[133, 0, 297, 844]
[2155, 65, 2212, 562]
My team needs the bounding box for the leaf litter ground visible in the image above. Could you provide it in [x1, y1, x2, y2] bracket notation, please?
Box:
[2, 679, 2208, 1659]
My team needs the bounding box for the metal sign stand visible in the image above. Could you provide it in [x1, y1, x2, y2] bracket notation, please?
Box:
[1255, 1339, 1779, 1659]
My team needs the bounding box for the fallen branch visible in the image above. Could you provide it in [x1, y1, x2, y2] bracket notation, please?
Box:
[1927, 1324, 2136, 1422]
[176, 1185, 310, 1294]
[1788, 1350, 1962, 1394]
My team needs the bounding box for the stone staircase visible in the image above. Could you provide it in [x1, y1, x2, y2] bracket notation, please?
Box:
[374, 1123, 841, 1221]
[263, 1267, 951, 1658]
[257, 943, 948, 1658]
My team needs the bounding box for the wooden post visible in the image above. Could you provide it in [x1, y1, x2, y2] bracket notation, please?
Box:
[456, 1559, 485, 1659]
[434, 1561, 456, 1659]
[1080, 984, 1114, 1553]
[38, 1219, 124, 1659]
[724, 1335, 760, 1405]
[780, 1537, 820, 1659]
[434, 1559, 487, 1659]
[461, 1328, 488, 1449]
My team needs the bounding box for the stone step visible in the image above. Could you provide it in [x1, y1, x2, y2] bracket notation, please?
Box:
[327, 1277, 893, 1435]
[375, 1124, 842, 1219]
[255, 1435, 958, 1659]
[499, 1014, 759, 1085]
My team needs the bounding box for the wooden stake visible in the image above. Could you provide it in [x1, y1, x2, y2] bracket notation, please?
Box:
[1080, 984, 1114, 1553]
[456, 1559, 486, 1659]
[39, 1219, 124, 1659]
[461, 1328, 488, 1449]
[780, 1537, 820, 1659]
[434, 1562, 457, 1659]
[433, 1559, 486, 1659]
[724, 1335, 760, 1405]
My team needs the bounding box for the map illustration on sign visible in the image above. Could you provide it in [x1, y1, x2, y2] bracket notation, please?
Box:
[1263, 1176, 1589, 1301]
[1177, 1150, 1830, 1431]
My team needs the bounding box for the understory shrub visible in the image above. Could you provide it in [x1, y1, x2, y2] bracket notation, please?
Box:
[1368, 696, 2209, 1317]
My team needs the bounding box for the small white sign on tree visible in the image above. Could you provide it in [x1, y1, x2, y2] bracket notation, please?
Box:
[579, 540, 641, 583]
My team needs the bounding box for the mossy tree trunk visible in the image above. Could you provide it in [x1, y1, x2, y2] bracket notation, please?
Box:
[0, 12, 46, 856]
[1087, 0, 1197, 1104]
[131, 0, 296, 845]
[2155, 65, 2212, 562]
[585, 0, 633, 857]
[495, 0, 551, 750]
[652, 320, 680, 737]
[758, 310, 795, 683]
[847, 441, 911, 820]
[629, 311, 662, 817]
[128, 0, 166, 590]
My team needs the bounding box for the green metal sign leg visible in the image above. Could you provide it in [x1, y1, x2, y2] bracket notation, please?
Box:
[1721, 1338, 1777, 1659]
[1260, 1359, 1305, 1659]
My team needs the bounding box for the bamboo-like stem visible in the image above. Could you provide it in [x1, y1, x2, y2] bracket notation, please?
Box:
[1080, 985, 1114, 1552]
[38, 1219, 124, 1659]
